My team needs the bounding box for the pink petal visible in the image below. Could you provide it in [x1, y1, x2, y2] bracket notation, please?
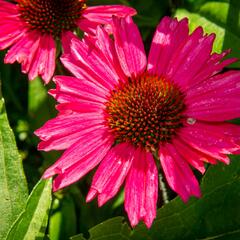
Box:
[163, 26, 203, 78]
[147, 17, 189, 76]
[5, 30, 56, 83]
[27, 33, 56, 83]
[4, 31, 39, 64]
[92, 26, 127, 82]
[86, 143, 135, 206]
[51, 76, 108, 104]
[112, 16, 147, 78]
[61, 35, 119, 91]
[56, 101, 103, 114]
[70, 37, 120, 88]
[125, 148, 158, 228]
[179, 121, 240, 163]
[186, 50, 237, 90]
[42, 128, 113, 180]
[185, 98, 240, 122]
[173, 138, 206, 174]
[185, 71, 240, 121]
[0, 0, 18, 13]
[35, 113, 105, 151]
[168, 33, 215, 89]
[51, 135, 113, 191]
[81, 5, 136, 23]
[186, 71, 240, 100]
[76, 18, 100, 35]
[159, 143, 201, 202]
[0, 23, 26, 49]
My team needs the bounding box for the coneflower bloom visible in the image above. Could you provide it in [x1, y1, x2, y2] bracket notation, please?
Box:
[0, 0, 136, 83]
[35, 16, 240, 228]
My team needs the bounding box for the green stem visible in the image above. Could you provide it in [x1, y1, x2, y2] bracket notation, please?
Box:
[158, 171, 169, 204]
[153, 151, 170, 205]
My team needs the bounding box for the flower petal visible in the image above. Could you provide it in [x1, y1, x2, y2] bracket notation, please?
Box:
[147, 17, 189, 76]
[51, 134, 113, 191]
[173, 138, 206, 174]
[112, 16, 147, 78]
[27, 33, 56, 83]
[125, 148, 158, 228]
[159, 143, 201, 202]
[51, 76, 108, 104]
[81, 5, 136, 23]
[42, 128, 113, 181]
[35, 113, 106, 151]
[185, 71, 240, 121]
[61, 33, 118, 91]
[179, 121, 240, 163]
[86, 143, 135, 206]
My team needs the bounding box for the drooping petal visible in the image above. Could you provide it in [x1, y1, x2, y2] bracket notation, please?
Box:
[125, 148, 158, 228]
[51, 134, 113, 191]
[112, 16, 147, 78]
[27, 33, 56, 83]
[86, 143, 135, 206]
[5, 31, 56, 83]
[0, 23, 26, 50]
[4, 30, 39, 65]
[159, 143, 201, 202]
[0, 0, 27, 49]
[42, 128, 113, 180]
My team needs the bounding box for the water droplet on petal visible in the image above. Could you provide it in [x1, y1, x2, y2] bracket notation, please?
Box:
[187, 117, 196, 125]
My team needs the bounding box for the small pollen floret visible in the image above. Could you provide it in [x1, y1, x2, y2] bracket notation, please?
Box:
[105, 74, 186, 151]
[18, 0, 86, 37]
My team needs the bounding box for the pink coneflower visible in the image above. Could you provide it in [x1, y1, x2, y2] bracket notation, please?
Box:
[0, 0, 136, 83]
[35, 16, 240, 228]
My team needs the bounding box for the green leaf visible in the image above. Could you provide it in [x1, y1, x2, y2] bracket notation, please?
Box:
[175, 0, 240, 68]
[71, 156, 240, 240]
[0, 97, 28, 240]
[70, 217, 132, 240]
[49, 195, 77, 240]
[6, 178, 52, 240]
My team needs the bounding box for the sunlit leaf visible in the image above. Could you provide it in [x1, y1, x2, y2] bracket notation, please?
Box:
[6, 179, 52, 240]
[0, 97, 28, 240]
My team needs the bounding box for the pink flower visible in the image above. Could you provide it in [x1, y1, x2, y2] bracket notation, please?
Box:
[35, 16, 240, 228]
[0, 0, 136, 83]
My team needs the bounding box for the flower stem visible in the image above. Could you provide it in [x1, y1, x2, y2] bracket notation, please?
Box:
[158, 171, 169, 204]
[153, 151, 170, 205]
